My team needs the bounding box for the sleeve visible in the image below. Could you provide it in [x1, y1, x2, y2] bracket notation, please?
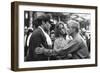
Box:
[62, 39, 81, 53]
[53, 39, 61, 52]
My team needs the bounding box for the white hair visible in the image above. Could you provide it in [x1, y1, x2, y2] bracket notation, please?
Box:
[67, 20, 80, 28]
[67, 20, 80, 32]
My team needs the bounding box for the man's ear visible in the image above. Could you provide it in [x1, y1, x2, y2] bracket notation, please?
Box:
[42, 21, 45, 25]
[73, 28, 76, 32]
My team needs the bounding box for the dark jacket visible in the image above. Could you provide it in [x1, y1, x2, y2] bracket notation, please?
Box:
[26, 28, 49, 61]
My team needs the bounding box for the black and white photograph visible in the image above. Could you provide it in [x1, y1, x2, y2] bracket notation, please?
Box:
[11, 1, 97, 71]
[24, 11, 91, 61]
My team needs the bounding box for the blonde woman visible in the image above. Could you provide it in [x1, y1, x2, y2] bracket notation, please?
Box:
[53, 21, 72, 59]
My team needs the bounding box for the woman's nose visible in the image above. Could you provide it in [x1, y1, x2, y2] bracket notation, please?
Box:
[49, 23, 51, 28]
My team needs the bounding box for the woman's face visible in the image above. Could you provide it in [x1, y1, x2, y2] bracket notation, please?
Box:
[59, 24, 66, 35]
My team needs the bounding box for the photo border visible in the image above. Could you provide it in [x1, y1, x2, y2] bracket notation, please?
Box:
[11, 1, 98, 71]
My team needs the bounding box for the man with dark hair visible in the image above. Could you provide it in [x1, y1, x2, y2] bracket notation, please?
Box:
[59, 20, 89, 59]
[26, 13, 52, 61]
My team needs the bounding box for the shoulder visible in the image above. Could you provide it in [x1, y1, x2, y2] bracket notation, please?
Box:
[74, 34, 83, 43]
[31, 28, 42, 36]
[74, 34, 87, 46]
[33, 28, 41, 34]
[54, 37, 62, 43]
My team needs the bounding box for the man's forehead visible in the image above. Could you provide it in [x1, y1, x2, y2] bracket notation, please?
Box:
[67, 20, 80, 28]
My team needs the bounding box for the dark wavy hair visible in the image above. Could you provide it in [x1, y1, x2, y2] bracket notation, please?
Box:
[33, 14, 51, 28]
[55, 22, 66, 38]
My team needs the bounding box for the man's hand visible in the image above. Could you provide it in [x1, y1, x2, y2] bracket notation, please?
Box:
[35, 47, 44, 54]
[35, 46, 57, 56]
[43, 49, 53, 56]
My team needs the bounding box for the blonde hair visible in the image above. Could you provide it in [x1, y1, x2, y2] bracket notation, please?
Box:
[55, 21, 66, 37]
[67, 20, 80, 32]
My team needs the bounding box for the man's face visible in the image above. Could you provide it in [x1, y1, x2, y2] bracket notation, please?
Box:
[44, 21, 51, 32]
[67, 24, 74, 35]
[81, 28, 86, 35]
[50, 33, 55, 41]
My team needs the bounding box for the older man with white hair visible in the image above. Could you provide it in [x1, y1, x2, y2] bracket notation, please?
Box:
[59, 19, 89, 59]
